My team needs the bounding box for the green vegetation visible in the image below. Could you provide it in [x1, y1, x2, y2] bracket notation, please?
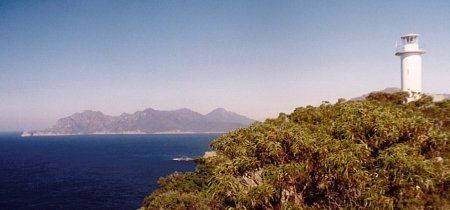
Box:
[142, 92, 449, 209]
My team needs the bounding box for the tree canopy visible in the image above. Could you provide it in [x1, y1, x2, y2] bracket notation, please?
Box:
[142, 92, 449, 209]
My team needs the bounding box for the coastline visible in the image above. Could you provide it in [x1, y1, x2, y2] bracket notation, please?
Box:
[21, 131, 226, 137]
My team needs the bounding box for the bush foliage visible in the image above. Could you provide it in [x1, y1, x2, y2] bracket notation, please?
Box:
[142, 93, 449, 209]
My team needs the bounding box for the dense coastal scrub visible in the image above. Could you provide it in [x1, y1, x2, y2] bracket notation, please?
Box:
[142, 92, 449, 209]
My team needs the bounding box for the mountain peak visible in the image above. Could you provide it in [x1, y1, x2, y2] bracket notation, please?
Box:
[142, 108, 156, 112]
[209, 108, 228, 114]
[79, 110, 104, 115]
[70, 110, 108, 118]
[206, 108, 254, 125]
[174, 108, 196, 113]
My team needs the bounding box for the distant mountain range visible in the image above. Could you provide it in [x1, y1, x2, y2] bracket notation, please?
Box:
[22, 108, 255, 136]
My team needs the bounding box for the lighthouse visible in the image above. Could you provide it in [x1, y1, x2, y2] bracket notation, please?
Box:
[395, 33, 425, 101]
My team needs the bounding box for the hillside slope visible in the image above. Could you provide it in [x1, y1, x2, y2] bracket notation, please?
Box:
[143, 93, 449, 209]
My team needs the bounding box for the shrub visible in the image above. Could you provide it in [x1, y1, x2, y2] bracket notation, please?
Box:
[142, 93, 449, 209]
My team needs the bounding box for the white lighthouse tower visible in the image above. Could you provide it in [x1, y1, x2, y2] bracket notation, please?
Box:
[395, 33, 425, 101]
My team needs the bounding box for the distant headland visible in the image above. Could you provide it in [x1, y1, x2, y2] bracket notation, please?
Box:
[22, 108, 254, 137]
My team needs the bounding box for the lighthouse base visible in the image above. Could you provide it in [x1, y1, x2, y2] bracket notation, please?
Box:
[406, 92, 422, 102]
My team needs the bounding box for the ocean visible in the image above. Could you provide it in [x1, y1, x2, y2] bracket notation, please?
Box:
[0, 133, 220, 210]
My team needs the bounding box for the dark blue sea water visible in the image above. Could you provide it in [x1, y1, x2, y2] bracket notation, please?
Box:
[0, 133, 220, 210]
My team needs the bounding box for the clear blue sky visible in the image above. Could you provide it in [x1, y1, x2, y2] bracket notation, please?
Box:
[1, 0, 449, 131]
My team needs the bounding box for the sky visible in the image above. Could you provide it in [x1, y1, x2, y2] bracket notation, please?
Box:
[1, 0, 449, 131]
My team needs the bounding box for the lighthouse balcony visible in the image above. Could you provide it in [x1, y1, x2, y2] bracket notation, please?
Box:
[395, 45, 425, 56]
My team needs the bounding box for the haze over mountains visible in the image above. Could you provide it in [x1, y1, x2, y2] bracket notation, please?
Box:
[22, 108, 254, 136]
